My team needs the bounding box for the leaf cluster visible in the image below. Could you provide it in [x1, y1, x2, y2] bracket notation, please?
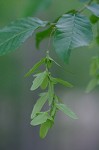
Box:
[25, 55, 77, 138]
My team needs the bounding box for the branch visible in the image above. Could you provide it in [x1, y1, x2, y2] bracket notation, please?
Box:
[78, 0, 94, 13]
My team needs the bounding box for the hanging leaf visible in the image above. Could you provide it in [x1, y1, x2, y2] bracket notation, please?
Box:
[86, 78, 98, 93]
[0, 17, 48, 55]
[90, 56, 99, 76]
[51, 77, 73, 87]
[48, 81, 54, 105]
[25, 58, 45, 77]
[54, 13, 93, 62]
[86, 3, 99, 17]
[56, 103, 78, 119]
[31, 92, 48, 119]
[30, 71, 47, 91]
[40, 119, 53, 139]
[31, 112, 53, 126]
[41, 76, 49, 89]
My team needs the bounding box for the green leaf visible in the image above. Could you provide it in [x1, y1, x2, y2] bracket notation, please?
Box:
[36, 27, 52, 49]
[31, 112, 49, 126]
[41, 76, 49, 89]
[51, 77, 73, 88]
[24, 58, 45, 77]
[54, 14, 93, 62]
[50, 105, 57, 117]
[31, 92, 48, 119]
[47, 56, 61, 67]
[86, 78, 98, 93]
[96, 36, 99, 45]
[0, 17, 48, 56]
[40, 119, 53, 139]
[90, 14, 99, 24]
[56, 103, 78, 119]
[48, 81, 54, 105]
[30, 71, 47, 91]
[90, 57, 99, 76]
[87, 3, 99, 17]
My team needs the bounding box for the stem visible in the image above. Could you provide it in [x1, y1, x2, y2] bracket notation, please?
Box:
[47, 27, 56, 53]
[78, 0, 94, 13]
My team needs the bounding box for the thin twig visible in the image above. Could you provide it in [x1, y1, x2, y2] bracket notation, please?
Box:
[77, 0, 94, 13]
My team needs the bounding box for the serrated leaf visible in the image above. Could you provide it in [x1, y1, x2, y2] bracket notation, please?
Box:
[25, 58, 45, 77]
[86, 78, 98, 93]
[30, 71, 47, 91]
[87, 3, 99, 17]
[56, 103, 78, 119]
[0, 17, 48, 56]
[54, 14, 93, 62]
[40, 119, 53, 139]
[31, 92, 48, 119]
[31, 112, 53, 126]
[51, 77, 73, 88]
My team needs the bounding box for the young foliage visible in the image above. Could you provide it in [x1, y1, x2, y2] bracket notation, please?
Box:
[40, 119, 53, 139]
[25, 58, 45, 77]
[56, 103, 78, 119]
[30, 71, 48, 91]
[29, 55, 77, 138]
[31, 92, 48, 119]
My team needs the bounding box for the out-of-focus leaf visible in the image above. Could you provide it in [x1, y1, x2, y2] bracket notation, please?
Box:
[87, 3, 99, 17]
[86, 78, 98, 93]
[90, 14, 99, 24]
[90, 56, 99, 76]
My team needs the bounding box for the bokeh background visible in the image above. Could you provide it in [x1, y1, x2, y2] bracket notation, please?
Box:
[0, 0, 99, 150]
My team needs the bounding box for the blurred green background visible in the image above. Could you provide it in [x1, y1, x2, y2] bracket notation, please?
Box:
[0, 0, 99, 150]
